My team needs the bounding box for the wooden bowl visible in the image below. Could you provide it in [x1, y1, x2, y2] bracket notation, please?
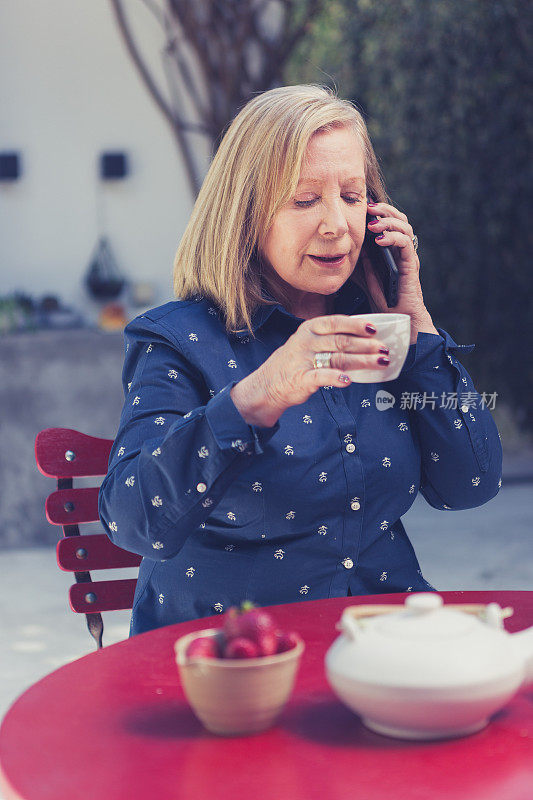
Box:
[174, 628, 304, 736]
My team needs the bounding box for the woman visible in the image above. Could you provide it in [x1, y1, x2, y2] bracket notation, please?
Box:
[99, 85, 502, 636]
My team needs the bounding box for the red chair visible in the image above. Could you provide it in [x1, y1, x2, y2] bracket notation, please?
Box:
[35, 428, 141, 649]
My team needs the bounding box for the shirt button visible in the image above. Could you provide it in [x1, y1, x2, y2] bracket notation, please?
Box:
[350, 500, 361, 511]
[196, 482, 207, 493]
[342, 557, 354, 569]
[345, 443, 356, 453]
[460, 405, 469, 413]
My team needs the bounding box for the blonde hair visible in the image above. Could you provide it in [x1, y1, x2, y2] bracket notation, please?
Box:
[173, 84, 386, 335]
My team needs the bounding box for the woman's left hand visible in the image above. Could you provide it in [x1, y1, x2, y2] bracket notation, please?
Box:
[353, 200, 439, 343]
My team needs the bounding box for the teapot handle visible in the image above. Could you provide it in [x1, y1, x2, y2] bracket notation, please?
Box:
[337, 602, 514, 639]
[337, 605, 404, 640]
[339, 612, 361, 641]
[512, 626, 533, 687]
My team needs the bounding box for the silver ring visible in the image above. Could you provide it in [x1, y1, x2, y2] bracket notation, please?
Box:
[313, 352, 333, 370]
[412, 234, 419, 252]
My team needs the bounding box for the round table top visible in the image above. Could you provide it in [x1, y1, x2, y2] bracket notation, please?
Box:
[1, 591, 532, 800]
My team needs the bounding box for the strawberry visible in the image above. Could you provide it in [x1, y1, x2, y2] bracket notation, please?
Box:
[275, 630, 299, 653]
[254, 630, 278, 656]
[186, 635, 220, 659]
[231, 606, 277, 656]
[223, 605, 243, 641]
[221, 602, 300, 657]
[224, 637, 260, 659]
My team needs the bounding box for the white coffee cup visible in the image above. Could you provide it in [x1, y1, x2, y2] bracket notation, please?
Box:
[346, 313, 411, 383]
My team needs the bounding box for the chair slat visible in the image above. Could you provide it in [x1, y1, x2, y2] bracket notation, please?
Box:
[69, 579, 138, 613]
[57, 534, 142, 571]
[46, 487, 100, 525]
[35, 428, 113, 478]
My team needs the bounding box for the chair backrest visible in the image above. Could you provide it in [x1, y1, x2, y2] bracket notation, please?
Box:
[35, 428, 141, 649]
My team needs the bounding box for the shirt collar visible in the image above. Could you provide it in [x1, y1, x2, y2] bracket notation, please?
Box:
[233, 280, 369, 339]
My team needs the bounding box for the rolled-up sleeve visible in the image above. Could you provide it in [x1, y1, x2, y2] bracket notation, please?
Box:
[396, 329, 502, 510]
[98, 315, 279, 559]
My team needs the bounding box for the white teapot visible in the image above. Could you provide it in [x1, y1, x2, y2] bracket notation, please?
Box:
[325, 593, 533, 740]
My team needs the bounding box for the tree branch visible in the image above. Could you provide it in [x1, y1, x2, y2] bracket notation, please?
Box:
[163, 19, 211, 128]
[139, 0, 168, 29]
[252, 0, 326, 90]
[110, 0, 208, 197]
[110, 0, 177, 131]
[276, 0, 326, 70]
[111, 0, 326, 194]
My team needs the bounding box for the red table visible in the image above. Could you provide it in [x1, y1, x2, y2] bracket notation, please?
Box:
[1, 591, 532, 800]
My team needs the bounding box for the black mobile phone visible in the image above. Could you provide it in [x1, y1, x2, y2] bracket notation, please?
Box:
[364, 194, 399, 307]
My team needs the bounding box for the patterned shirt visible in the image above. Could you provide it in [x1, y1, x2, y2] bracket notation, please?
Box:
[99, 280, 502, 635]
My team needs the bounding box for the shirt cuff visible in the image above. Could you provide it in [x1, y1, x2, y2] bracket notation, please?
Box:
[401, 329, 475, 374]
[205, 382, 280, 456]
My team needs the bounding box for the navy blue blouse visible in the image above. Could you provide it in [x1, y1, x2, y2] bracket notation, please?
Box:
[99, 280, 502, 635]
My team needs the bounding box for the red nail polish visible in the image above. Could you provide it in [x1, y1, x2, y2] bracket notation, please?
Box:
[367, 201, 376, 206]
[379, 347, 389, 355]
[376, 233, 385, 240]
[378, 356, 390, 366]
[365, 324, 377, 334]
[368, 219, 379, 225]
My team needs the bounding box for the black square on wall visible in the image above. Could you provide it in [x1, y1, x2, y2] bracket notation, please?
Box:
[0, 152, 21, 181]
[100, 152, 129, 179]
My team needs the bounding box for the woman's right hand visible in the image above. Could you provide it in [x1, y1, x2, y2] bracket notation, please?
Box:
[230, 315, 390, 427]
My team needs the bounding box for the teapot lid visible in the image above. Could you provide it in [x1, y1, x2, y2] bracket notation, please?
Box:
[374, 594, 475, 639]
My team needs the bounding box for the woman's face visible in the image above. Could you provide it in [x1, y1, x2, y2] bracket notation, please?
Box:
[260, 125, 367, 317]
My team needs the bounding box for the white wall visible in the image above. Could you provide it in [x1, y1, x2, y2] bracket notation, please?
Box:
[0, 0, 209, 313]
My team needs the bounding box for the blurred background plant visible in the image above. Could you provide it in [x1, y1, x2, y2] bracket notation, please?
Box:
[0, 294, 36, 335]
[286, 0, 533, 430]
[0, 293, 86, 335]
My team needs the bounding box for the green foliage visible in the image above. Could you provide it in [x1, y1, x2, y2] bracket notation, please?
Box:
[286, 0, 533, 429]
[285, 0, 353, 90]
